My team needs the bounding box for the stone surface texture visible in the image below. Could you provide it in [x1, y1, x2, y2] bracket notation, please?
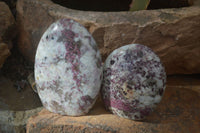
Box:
[0, 76, 42, 133]
[102, 44, 166, 120]
[26, 76, 200, 133]
[0, 2, 15, 68]
[0, 2, 15, 44]
[16, 0, 200, 75]
[0, 43, 10, 68]
[35, 19, 102, 116]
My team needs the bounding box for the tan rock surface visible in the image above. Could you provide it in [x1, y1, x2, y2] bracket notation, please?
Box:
[26, 76, 200, 133]
[17, 0, 200, 74]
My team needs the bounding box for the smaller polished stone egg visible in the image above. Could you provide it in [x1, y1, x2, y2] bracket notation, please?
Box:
[101, 44, 166, 120]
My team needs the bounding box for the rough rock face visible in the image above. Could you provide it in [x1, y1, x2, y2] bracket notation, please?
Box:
[0, 43, 10, 68]
[0, 2, 15, 44]
[0, 2, 15, 68]
[16, 0, 200, 74]
[35, 19, 102, 116]
[26, 77, 200, 133]
[0, 76, 42, 133]
[101, 44, 166, 120]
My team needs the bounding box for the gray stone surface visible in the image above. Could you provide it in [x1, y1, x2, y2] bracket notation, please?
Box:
[0, 106, 42, 133]
[0, 76, 42, 133]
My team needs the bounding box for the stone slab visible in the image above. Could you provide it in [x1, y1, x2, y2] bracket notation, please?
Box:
[16, 0, 200, 74]
[0, 76, 42, 133]
[26, 76, 200, 133]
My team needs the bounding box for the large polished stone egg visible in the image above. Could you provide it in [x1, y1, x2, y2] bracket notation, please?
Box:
[35, 19, 102, 116]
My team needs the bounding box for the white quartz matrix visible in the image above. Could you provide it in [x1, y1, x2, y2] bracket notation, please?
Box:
[101, 44, 166, 120]
[35, 19, 102, 116]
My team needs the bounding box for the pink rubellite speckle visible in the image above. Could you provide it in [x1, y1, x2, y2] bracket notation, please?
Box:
[101, 44, 166, 120]
[34, 19, 102, 116]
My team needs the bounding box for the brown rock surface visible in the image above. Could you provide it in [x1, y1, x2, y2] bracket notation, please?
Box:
[0, 2, 15, 45]
[26, 76, 200, 133]
[0, 2, 15, 68]
[0, 43, 10, 68]
[16, 0, 200, 74]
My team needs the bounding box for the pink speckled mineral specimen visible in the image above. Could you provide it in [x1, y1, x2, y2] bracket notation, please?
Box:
[35, 19, 102, 116]
[101, 44, 166, 120]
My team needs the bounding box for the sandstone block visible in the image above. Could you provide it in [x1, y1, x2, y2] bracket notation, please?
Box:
[17, 0, 200, 74]
[26, 78, 200, 133]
